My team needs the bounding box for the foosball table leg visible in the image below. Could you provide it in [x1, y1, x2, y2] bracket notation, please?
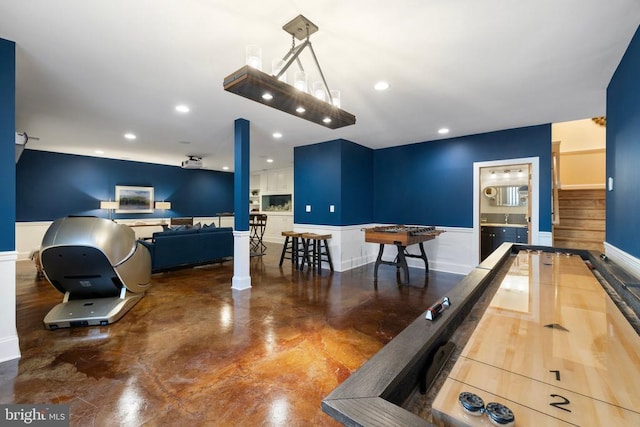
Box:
[374, 244, 385, 280]
[396, 245, 410, 284]
[418, 242, 429, 272]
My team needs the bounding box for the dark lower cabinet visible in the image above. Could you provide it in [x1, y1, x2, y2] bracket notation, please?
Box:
[481, 226, 529, 261]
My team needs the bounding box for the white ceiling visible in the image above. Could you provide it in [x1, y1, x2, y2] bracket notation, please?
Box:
[2, 1, 639, 172]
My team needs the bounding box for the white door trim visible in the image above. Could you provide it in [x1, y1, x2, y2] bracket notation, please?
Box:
[473, 157, 540, 265]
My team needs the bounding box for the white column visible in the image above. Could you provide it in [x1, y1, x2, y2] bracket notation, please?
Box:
[0, 251, 20, 362]
[232, 230, 251, 290]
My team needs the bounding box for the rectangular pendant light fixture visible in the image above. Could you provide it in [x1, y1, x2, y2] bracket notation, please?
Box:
[223, 65, 355, 129]
[223, 15, 356, 129]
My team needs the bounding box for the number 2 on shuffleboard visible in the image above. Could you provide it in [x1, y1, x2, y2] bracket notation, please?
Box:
[550, 394, 571, 412]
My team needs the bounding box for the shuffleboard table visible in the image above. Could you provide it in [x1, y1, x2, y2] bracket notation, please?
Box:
[432, 250, 640, 426]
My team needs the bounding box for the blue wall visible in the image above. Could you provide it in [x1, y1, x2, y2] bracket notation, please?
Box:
[16, 150, 234, 222]
[606, 25, 640, 258]
[0, 39, 15, 251]
[294, 125, 551, 230]
[341, 140, 374, 225]
[295, 140, 344, 225]
[374, 125, 552, 229]
[294, 139, 374, 226]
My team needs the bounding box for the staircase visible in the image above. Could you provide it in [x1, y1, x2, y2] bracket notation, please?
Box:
[553, 189, 605, 253]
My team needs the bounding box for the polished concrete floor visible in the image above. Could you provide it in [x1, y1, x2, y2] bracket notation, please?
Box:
[1, 243, 462, 426]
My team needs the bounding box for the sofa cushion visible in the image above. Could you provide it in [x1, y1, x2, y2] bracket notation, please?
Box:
[153, 227, 199, 239]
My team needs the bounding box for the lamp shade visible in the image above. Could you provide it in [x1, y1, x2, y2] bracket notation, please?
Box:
[100, 201, 119, 210]
[155, 201, 171, 210]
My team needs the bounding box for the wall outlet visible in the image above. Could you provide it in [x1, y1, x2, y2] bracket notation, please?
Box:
[305, 205, 311, 212]
[330, 205, 335, 213]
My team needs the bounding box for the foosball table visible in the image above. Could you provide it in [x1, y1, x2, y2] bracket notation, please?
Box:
[364, 225, 445, 284]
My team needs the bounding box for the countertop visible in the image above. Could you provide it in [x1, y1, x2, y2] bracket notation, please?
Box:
[257, 211, 293, 216]
[481, 223, 528, 228]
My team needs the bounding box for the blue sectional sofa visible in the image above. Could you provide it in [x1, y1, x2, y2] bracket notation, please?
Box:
[139, 225, 233, 273]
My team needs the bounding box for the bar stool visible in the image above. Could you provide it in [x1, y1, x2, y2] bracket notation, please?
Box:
[300, 233, 334, 274]
[249, 213, 267, 256]
[279, 231, 304, 268]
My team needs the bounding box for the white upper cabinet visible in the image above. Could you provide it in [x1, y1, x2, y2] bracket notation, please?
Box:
[261, 167, 293, 195]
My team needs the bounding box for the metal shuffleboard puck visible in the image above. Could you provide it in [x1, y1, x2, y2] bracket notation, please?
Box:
[458, 392, 485, 416]
[485, 402, 515, 426]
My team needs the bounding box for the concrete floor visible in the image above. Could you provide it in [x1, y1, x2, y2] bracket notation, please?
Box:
[1, 243, 461, 426]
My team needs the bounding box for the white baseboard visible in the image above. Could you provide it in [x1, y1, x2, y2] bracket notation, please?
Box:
[604, 242, 640, 281]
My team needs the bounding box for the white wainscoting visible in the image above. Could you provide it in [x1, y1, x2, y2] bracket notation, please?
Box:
[367, 226, 477, 275]
[15, 221, 51, 260]
[605, 242, 640, 281]
[261, 212, 293, 244]
[17, 219, 553, 275]
[0, 251, 20, 362]
[538, 231, 553, 247]
[291, 224, 378, 272]
[291, 224, 477, 275]
[15, 217, 232, 260]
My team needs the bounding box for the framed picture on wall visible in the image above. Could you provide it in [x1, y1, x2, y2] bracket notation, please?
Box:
[115, 185, 154, 213]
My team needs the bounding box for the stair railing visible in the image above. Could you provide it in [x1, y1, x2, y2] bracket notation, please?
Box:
[552, 141, 561, 225]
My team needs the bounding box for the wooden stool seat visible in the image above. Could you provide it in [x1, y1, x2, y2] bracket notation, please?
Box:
[282, 231, 304, 238]
[279, 231, 304, 268]
[302, 233, 332, 240]
[300, 233, 334, 273]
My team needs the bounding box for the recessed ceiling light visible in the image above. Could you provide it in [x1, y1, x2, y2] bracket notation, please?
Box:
[95, 150, 104, 155]
[272, 132, 283, 139]
[262, 93, 273, 100]
[266, 158, 274, 163]
[438, 128, 450, 135]
[222, 166, 229, 171]
[124, 133, 136, 140]
[374, 81, 389, 91]
[322, 117, 332, 124]
[175, 104, 190, 113]
[296, 106, 306, 113]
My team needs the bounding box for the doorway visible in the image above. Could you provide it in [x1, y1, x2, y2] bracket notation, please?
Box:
[478, 164, 531, 261]
[473, 157, 540, 264]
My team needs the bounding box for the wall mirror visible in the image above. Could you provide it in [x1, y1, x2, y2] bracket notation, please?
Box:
[483, 185, 528, 207]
